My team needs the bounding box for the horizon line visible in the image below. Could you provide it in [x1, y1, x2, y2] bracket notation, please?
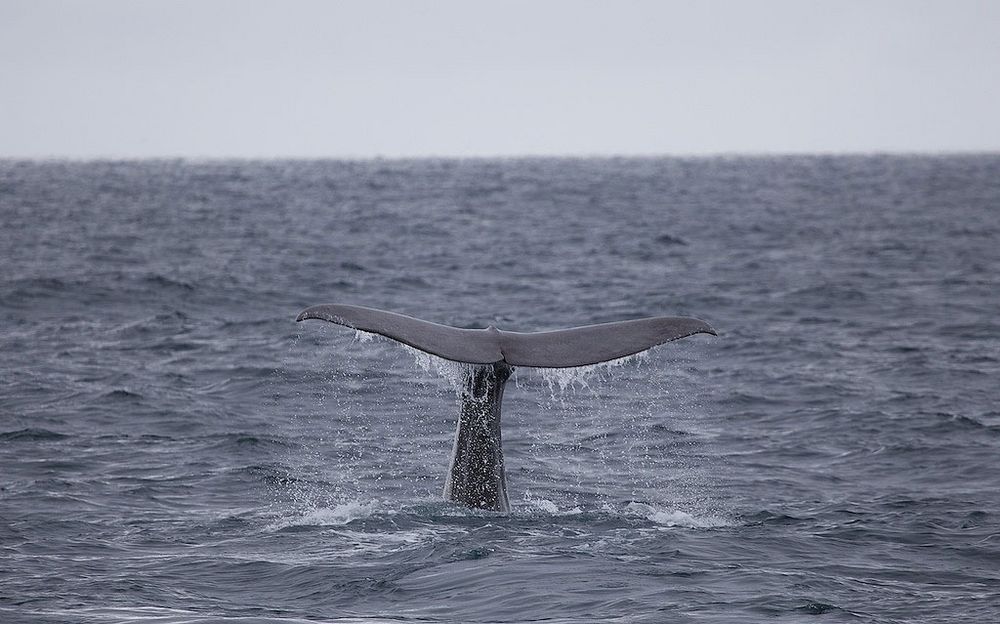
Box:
[3, 149, 1000, 163]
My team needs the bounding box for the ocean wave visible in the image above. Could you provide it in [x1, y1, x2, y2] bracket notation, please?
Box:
[0, 428, 69, 442]
[269, 499, 383, 529]
[100, 388, 144, 401]
[623, 501, 732, 528]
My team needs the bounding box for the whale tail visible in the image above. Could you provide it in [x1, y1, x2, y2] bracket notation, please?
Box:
[295, 304, 716, 512]
[295, 304, 716, 367]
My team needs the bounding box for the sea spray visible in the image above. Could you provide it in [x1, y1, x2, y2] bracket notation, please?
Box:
[278, 322, 719, 519]
[536, 350, 651, 400]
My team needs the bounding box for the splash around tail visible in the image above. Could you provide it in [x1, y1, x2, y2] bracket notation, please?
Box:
[296, 304, 716, 511]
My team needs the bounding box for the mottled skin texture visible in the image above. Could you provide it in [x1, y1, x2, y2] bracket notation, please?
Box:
[443, 362, 513, 512]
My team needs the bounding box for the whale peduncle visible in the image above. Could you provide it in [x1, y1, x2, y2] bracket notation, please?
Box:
[443, 362, 513, 512]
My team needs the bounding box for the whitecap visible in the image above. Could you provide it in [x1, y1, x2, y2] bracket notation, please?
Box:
[625, 501, 730, 528]
[267, 499, 380, 530]
[520, 492, 582, 515]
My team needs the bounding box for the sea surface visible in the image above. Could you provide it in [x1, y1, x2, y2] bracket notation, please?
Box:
[1, 156, 998, 623]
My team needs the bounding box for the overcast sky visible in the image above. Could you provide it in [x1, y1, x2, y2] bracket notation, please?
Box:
[2, 0, 998, 158]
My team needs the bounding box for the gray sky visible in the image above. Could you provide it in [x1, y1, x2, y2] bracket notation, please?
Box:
[2, 0, 999, 158]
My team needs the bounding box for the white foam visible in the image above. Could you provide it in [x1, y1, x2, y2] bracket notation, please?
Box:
[647, 509, 729, 528]
[530, 497, 559, 513]
[521, 492, 582, 515]
[269, 499, 380, 529]
[625, 501, 730, 528]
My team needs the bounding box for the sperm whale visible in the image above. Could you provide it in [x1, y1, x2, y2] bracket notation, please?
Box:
[296, 304, 716, 512]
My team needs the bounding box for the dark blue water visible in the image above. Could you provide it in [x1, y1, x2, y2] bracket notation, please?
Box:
[2, 156, 998, 623]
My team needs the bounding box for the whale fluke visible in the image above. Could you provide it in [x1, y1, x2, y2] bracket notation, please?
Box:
[296, 303, 716, 511]
[296, 303, 715, 368]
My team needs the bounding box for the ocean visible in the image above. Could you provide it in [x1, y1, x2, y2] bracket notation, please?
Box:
[1, 156, 998, 623]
